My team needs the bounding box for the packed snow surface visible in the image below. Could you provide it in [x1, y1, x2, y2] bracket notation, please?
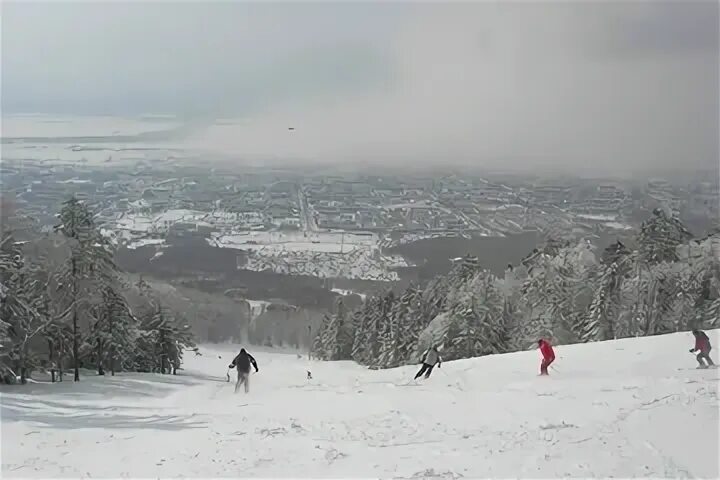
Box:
[2, 331, 718, 478]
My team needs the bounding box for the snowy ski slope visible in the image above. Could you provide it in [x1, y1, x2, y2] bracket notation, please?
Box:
[2, 330, 718, 478]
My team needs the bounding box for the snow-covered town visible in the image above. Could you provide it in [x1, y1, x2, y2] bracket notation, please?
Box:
[3, 133, 716, 284]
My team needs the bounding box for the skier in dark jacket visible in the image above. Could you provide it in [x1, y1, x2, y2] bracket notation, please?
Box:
[690, 330, 714, 368]
[414, 345, 442, 380]
[229, 348, 259, 393]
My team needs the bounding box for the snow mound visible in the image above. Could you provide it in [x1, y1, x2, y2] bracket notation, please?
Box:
[1, 331, 718, 478]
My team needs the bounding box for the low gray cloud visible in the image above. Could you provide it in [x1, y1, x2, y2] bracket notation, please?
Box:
[184, 2, 718, 175]
[3, 1, 717, 175]
[1, 2, 400, 115]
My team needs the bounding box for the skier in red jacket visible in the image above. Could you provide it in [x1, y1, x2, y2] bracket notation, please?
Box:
[538, 339, 555, 376]
[690, 330, 714, 368]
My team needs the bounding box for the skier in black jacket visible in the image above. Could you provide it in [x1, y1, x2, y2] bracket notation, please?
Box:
[228, 348, 259, 393]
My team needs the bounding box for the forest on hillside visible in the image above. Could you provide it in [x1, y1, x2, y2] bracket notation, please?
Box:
[0, 198, 196, 384]
[313, 209, 720, 368]
[4, 199, 718, 383]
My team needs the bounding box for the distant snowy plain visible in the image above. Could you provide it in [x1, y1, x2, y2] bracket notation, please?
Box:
[1, 331, 718, 478]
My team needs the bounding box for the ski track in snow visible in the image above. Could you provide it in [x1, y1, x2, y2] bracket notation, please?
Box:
[1, 332, 719, 478]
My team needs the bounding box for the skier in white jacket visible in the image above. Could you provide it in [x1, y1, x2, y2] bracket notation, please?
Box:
[414, 345, 442, 380]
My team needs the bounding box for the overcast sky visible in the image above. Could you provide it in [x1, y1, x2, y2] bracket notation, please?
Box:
[2, 1, 718, 174]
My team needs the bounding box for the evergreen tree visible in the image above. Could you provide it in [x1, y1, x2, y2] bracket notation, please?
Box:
[55, 197, 97, 381]
[0, 201, 196, 383]
[349, 302, 369, 362]
[91, 285, 137, 376]
[333, 298, 353, 360]
[392, 284, 425, 364]
[350, 296, 377, 363]
[84, 236, 130, 376]
[521, 240, 596, 344]
[146, 304, 195, 374]
[0, 230, 54, 383]
[373, 291, 396, 368]
[601, 240, 631, 266]
[686, 234, 720, 330]
[582, 262, 622, 341]
[637, 208, 692, 265]
[352, 295, 385, 365]
[520, 250, 559, 341]
[581, 240, 639, 342]
[315, 313, 337, 360]
[442, 271, 507, 361]
[0, 230, 26, 380]
[312, 298, 353, 361]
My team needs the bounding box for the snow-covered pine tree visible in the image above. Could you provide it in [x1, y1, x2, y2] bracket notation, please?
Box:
[351, 295, 384, 364]
[378, 293, 412, 369]
[311, 313, 330, 360]
[475, 273, 509, 356]
[618, 258, 681, 338]
[166, 320, 196, 375]
[703, 293, 720, 330]
[0, 231, 50, 383]
[582, 261, 622, 342]
[520, 250, 557, 341]
[684, 233, 720, 330]
[392, 284, 425, 364]
[333, 298, 353, 360]
[94, 285, 138, 375]
[417, 256, 482, 329]
[312, 298, 353, 361]
[349, 301, 370, 362]
[645, 262, 683, 335]
[552, 240, 597, 342]
[637, 208, 693, 265]
[374, 291, 397, 368]
[615, 251, 648, 338]
[442, 308, 468, 361]
[442, 271, 508, 361]
[0, 230, 25, 380]
[84, 234, 130, 376]
[442, 271, 480, 359]
[317, 313, 337, 360]
[669, 266, 701, 332]
[601, 240, 631, 266]
[520, 237, 566, 273]
[38, 254, 73, 383]
[55, 197, 98, 381]
[501, 263, 530, 351]
[520, 240, 596, 345]
[447, 255, 483, 285]
[145, 304, 194, 374]
[582, 239, 641, 341]
[620, 211, 704, 337]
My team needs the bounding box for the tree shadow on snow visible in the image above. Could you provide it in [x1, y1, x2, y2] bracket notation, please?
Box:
[1, 396, 206, 431]
[178, 369, 231, 384]
[0, 371, 205, 399]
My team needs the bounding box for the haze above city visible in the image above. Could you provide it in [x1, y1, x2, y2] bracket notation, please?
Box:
[2, 1, 718, 175]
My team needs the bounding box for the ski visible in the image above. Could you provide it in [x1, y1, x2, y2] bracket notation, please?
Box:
[677, 365, 718, 371]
